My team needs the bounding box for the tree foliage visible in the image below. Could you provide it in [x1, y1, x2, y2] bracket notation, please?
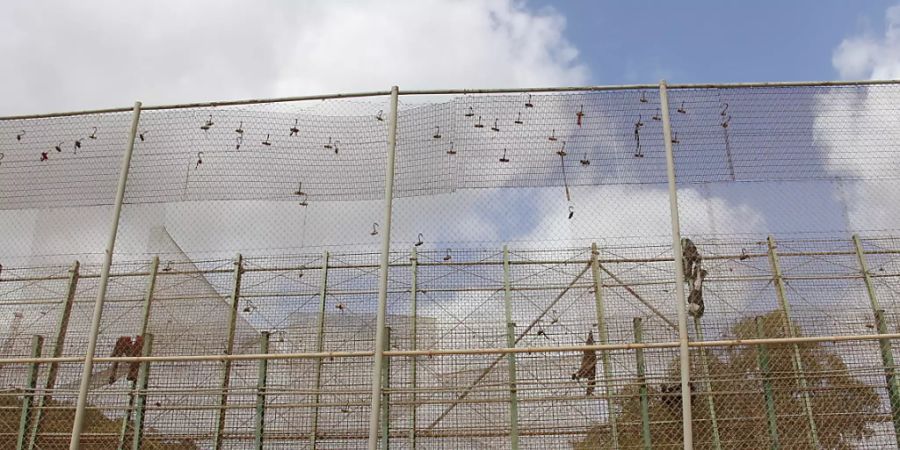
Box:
[0, 395, 196, 449]
[576, 310, 882, 449]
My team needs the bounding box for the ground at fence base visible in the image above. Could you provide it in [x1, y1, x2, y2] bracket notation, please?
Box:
[0, 394, 196, 449]
[574, 310, 882, 450]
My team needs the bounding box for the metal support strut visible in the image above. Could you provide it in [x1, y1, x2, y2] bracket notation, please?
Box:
[69, 101, 142, 450]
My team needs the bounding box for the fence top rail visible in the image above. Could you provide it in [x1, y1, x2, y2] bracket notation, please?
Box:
[0, 90, 394, 121]
[401, 78, 900, 95]
[3, 78, 899, 121]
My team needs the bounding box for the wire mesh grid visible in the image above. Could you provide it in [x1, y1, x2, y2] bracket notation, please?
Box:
[671, 84, 900, 242]
[0, 242, 896, 448]
[3, 82, 900, 448]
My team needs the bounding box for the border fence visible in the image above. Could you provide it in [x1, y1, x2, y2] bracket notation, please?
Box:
[3, 80, 900, 449]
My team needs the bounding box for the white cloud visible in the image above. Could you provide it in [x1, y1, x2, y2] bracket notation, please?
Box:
[519, 186, 766, 248]
[833, 4, 900, 79]
[0, 1, 773, 268]
[0, 0, 588, 116]
[1, 0, 591, 264]
[824, 8, 900, 234]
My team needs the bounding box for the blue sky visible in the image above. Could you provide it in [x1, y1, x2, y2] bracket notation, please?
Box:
[3, 1, 900, 115]
[533, 0, 897, 84]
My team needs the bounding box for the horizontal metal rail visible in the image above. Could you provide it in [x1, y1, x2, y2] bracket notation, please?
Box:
[3, 246, 900, 283]
[0, 90, 392, 120]
[0, 331, 896, 365]
[3, 79, 898, 121]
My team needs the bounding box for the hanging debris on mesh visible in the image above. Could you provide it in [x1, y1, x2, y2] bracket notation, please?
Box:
[660, 382, 696, 410]
[682, 238, 706, 318]
[109, 335, 144, 384]
[200, 115, 214, 132]
[571, 331, 597, 396]
[558, 142, 573, 218]
[682, 238, 701, 283]
[688, 268, 707, 318]
[634, 119, 644, 158]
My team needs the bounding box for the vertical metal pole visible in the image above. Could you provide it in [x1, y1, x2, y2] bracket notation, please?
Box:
[137, 257, 159, 338]
[852, 235, 900, 446]
[117, 256, 158, 450]
[115, 372, 136, 450]
[70, 101, 142, 450]
[212, 254, 243, 450]
[766, 236, 819, 448]
[590, 243, 619, 450]
[254, 332, 271, 450]
[311, 251, 329, 449]
[380, 327, 392, 450]
[755, 318, 780, 450]
[658, 80, 694, 450]
[130, 334, 153, 450]
[16, 335, 43, 450]
[692, 318, 721, 450]
[502, 246, 520, 450]
[853, 235, 883, 313]
[368, 86, 400, 450]
[634, 317, 651, 450]
[408, 248, 418, 450]
[30, 260, 79, 450]
[46, 261, 79, 401]
[875, 309, 900, 447]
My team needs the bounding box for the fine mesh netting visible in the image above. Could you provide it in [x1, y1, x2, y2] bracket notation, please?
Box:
[2, 82, 900, 449]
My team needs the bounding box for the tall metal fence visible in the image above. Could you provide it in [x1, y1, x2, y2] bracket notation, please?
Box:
[2, 80, 900, 449]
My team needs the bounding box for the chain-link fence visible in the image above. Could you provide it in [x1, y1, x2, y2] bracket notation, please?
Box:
[2, 81, 900, 449]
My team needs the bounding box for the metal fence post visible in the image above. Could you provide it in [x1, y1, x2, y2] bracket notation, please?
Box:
[755, 318, 780, 450]
[213, 254, 244, 450]
[873, 309, 900, 447]
[117, 256, 159, 450]
[381, 327, 392, 450]
[115, 354, 137, 450]
[692, 318, 721, 450]
[502, 246, 520, 449]
[368, 85, 400, 450]
[634, 317, 651, 450]
[766, 236, 819, 448]
[30, 260, 79, 450]
[130, 334, 153, 450]
[590, 243, 619, 449]
[658, 80, 694, 450]
[254, 332, 271, 450]
[409, 247, 419, 449]
[137, 257, 159, 338]
[16, 335, 43, 450]
[853, 235, 900, 445]
[311, 251, 330, 449]
[853, 235, 883, 313]
[70, 101, 142, 450]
